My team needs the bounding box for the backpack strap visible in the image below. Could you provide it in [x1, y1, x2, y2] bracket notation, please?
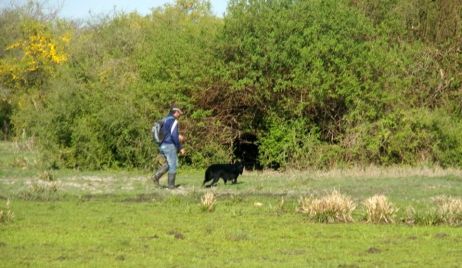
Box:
[171, 120, 178, 134]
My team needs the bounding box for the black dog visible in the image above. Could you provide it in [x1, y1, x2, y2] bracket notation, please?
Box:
[203, 162, 244, 187]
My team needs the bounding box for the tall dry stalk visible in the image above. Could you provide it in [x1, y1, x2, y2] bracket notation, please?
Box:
[201, 192, 216, 212]
[0, 199, 14, 224]
[298, 190, 356, 223]
[363, 195, 398, 224]
[433, 196, 462, 225]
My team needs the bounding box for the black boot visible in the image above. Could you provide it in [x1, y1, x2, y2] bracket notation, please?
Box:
[152, 164, 168, 186]
[168, 173, 176, 189]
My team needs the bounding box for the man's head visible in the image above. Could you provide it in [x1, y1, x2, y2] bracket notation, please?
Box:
[170, 106, 183, 118]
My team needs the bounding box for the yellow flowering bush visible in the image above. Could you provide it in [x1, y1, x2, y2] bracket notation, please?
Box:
[0, 20, 69, 88]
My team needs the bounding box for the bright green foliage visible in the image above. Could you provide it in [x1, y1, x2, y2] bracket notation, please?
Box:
[1, 0, 461, 169]
[218, 0, 409, 168]
[217, 0, 462, 168]
[259, 115, 322, 169]
[136, 1, 227, 166]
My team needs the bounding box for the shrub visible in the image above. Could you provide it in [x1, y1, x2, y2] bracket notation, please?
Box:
[363, 195, 398, 223]
[38, 170, 54, 181]
[200, 191, 216, 212]
[343, 109, 462, 167]
[297, 190, 356, 223]
[404, 206, 441, 226]
[0, 199, 14, 224]
[18, 181, 60, 201]
[425, 112, 462, 167]
[433, 196, 462, 226]
[5, 0, 462, 170]
[259, 116, 323, 169]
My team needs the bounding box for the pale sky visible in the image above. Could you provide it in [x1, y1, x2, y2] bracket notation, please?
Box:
[0, 0, 228, 19]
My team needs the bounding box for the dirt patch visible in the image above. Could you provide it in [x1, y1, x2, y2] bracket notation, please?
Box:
[123, 193, 161, 202]
[338, 264, 359, 268]
[278, 249, 306, 256]
[140, 235, 159, 240]
[168, 230, 185, 240]
[434, 233, 448, 239]
[56, 255, 68, 261]
[367, 247, 381, 254]
[116, 255, 126, 261]
[227, 232, 250, 241]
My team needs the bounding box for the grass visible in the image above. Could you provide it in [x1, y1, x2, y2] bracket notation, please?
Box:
[0, 139, 40, 178]
[1, 141, 462, 266]
[2, 198, 462, 267]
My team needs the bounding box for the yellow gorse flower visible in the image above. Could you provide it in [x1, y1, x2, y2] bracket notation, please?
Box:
[0, 22, 70, 88]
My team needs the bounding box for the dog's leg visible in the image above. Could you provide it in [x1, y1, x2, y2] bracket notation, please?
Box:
[203, 174, 210, 186]
[211, 177, 220, 186]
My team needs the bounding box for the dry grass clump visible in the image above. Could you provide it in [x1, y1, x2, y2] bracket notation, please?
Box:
[38, 170, 55, 181]
[30, 181, 59, 193]
[363, 195, 398, 224]
[200, 192, 216, 212]
[13, 137, 35, 151]
[306, 166, 462, 180]
[18, 181, 60, 201]
[433, 196, 462, 226]
[298, 190, 356, 223]
[0, 199, 14, 224]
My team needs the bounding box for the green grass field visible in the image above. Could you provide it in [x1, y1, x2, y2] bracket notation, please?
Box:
[1, 141, 462, 267]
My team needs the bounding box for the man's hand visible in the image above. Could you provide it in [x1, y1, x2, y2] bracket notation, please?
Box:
[179, 148, 186, 156]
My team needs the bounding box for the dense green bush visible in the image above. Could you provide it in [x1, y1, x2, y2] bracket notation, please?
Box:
[259, 115, 321, 169]
[1, 0, 461, 169]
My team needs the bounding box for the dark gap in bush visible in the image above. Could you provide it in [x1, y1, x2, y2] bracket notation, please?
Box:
[233, 133, 263, 170]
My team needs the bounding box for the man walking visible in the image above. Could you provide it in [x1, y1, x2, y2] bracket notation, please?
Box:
[152, 106, 186, 189]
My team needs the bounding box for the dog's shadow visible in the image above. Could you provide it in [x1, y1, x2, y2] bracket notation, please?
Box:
[203, 181, 244, 188]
